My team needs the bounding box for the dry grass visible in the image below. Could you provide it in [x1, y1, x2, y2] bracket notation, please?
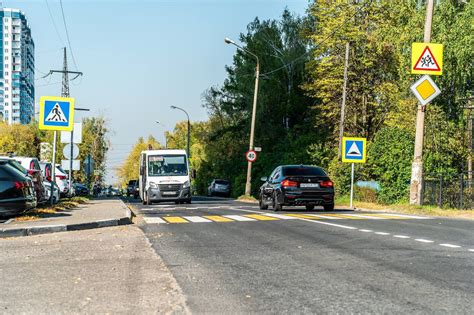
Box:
[14, 196, 90, 222]
[237, 195, 258, 203]
[336, 197, 474, 220]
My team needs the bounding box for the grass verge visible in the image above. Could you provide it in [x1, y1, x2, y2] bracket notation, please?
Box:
[237, 195, 258, 203]
[15, 196, 90, 222]
[336, 196, 474, 220]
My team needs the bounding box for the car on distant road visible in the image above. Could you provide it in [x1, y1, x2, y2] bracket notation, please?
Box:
[73, 183, 89, 196]
[259, 165, 335, 211]
[126, 180, 139, 198]
[207, 179, 231, 197]
[0, 160, 36, 217]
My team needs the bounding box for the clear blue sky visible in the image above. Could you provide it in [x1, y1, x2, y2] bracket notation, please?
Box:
[5, 0, 309, 184]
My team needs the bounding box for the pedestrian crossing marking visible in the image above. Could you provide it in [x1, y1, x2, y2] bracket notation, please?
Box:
[143, 217, 167, 224]
[284, 214, 322, 219]
[244, 214, 279, 221]
[141, 212, 429, 224]
[163, 216, 189, 223]
[223, 215, 257, 222]
[204, 215, 234, 222]
[323, 213, 366, 220]
[183, 216, 212, 223]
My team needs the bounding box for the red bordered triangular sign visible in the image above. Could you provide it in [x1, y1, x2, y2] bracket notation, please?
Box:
[413, 46, 441, 71]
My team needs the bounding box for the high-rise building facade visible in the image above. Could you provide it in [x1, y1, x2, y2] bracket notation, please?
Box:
[0, 8, 34, 124]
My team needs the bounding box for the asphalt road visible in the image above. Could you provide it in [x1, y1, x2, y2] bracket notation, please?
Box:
[126, 196, 474, 314]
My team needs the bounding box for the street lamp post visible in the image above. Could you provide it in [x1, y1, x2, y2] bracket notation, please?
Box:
[155, 121, 168, 149]
[170, 106, 190, 158]
[225, 37, 260, 196]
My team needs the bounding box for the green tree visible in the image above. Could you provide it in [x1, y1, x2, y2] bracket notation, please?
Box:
[117, 136, 161, 187]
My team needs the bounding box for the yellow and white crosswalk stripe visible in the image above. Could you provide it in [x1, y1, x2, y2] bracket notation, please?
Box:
[142, 212, 430, 224]
[204, 215, 234, 222]
[244, 214, 280, 221]
[163, 216, 189, 223]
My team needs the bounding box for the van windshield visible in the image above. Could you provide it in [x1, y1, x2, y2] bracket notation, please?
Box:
[148, 155, 188, 176]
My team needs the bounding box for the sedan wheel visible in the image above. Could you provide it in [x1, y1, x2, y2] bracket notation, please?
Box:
[259, 194, 268, 210]
[273, 193, 282, 212]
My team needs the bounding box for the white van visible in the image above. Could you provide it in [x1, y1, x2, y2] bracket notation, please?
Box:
[139, 149, 192, 205]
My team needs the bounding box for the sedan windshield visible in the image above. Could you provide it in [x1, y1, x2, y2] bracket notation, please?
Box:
[148, 155, 188, 176]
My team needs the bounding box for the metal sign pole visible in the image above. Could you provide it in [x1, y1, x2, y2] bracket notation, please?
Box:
[350, 162, 355, 209]
[68, 129, 73, 197]
[51, 131, 57, 206]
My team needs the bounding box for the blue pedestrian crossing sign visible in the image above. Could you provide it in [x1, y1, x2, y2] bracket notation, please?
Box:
[342, 137, 367, 163]
[39, 96, 75, 131]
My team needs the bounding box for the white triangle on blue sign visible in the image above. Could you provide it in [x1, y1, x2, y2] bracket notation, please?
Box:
[347, 142, 362, 157]
[45, 103, 67, 122]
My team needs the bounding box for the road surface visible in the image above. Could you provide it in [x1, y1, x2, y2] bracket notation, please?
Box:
[126, 196, 474, 314]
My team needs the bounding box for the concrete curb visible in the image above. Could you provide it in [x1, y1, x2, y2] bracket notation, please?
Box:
[0, 203, 133, 239]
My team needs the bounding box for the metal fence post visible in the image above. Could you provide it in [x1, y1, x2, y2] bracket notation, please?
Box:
[460, 174, 464, 209]
[439, 176, 443, 208]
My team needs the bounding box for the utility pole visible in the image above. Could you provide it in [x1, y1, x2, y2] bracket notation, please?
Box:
[338, 42, 350, 160]
[409, 0, 434, 205]
[47, 47, 83, 199]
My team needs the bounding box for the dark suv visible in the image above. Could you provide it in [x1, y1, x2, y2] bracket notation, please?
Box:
[126, 180, 139, 198]
[259, 165, 335, 211]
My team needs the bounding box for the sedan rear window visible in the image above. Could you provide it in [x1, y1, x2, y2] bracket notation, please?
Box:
[283, 166, 327, 177]
[215, 180, 229, 185]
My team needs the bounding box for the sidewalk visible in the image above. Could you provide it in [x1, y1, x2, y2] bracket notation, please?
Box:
[0, 225, 189, 313]
[0, 198, 133, 238]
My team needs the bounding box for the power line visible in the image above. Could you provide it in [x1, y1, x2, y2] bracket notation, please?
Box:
[44, 0, 65, 46]
[259, 0, 372, 77]
[59, 0, 79, 71]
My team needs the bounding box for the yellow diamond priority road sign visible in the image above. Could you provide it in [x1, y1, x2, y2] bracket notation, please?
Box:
[411, 42, 443, 76]
[410, 75, 441, 106]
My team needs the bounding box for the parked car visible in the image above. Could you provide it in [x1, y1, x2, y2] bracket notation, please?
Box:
[207, 179, 231, 197]
[0, 160, 36, 217]
[259, 165, 335, 211]
[39, 162, 71, 197]
[44, 181, 60, 204]
[73, 183, 89, 196]
[1, 156, 47, 204]
[126, 180, 139, 198]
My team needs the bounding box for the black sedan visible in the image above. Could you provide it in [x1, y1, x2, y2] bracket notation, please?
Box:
[73, 183, 89, 196]
[0, 160, 37, 217]
[259, 165, 335, 211]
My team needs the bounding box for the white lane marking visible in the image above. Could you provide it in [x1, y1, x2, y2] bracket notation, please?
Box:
[297, 218, 358, 230]
[223, 215, 257, 222]
[393, 235, 410, 239]
[140, 208, 154, 211]
[143, 217, 166, 224]
[183, 216, 212, 223]
[229, 208, 357, 230]
[359, 229, 372, 233]
[415, 239, 434, 243]
[262, 213, 298, 220]
[469, 249, 474, 252]
[375, 232, 390, 235]
[377, 213, 430, 219]
[440, 243, 461, 248]
[304, 214, 343, 220]
[343, 213, 384, 220]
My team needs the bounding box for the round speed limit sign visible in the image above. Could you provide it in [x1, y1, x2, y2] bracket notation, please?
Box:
[246, 150, 257, 163]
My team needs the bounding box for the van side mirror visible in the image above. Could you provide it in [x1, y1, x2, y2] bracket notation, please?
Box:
[139, 166, 144, 176]
[192, 169, 196, 179]
[260, 176, 268, 182]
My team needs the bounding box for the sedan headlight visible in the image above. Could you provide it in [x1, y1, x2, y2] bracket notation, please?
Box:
[183, 181, 190, 188]
[149, 182, 158, 188]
